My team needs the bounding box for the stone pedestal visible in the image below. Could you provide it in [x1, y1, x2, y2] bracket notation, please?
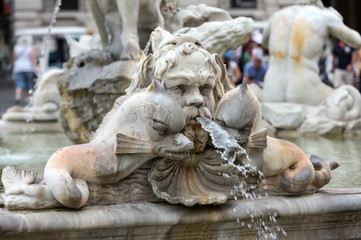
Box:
[1, 188, 361, 239]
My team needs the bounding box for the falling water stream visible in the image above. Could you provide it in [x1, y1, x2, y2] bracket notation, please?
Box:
[37, 0, 62, 83]
[196, 116, 286, 239]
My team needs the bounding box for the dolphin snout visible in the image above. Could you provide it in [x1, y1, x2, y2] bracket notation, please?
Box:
[173, 133, 194, 152]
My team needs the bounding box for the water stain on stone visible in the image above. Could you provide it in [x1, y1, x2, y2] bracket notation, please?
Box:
[272, 50, 285, 59]
[291, 18, 311, 63]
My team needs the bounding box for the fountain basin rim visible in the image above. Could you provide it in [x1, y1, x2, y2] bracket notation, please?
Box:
[0, 119, 63, 133]
[1, 187, 361, 234]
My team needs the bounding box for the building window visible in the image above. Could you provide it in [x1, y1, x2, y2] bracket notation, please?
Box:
[61, 0, 78, 10]
[231, 0, 257, 8]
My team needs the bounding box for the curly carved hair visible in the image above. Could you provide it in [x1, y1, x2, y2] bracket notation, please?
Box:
[126, 36, 228, 105]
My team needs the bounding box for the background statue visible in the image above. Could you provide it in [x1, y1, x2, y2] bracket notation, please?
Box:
[262, 1, 361, 106]
[2, 68, 63, 122]
[88, 0, 176, 60]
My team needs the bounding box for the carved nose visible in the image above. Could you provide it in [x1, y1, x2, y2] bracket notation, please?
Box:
[186, 89, 203, 107]
[173, 133, 185, 146]
[173, 133, 194, 151]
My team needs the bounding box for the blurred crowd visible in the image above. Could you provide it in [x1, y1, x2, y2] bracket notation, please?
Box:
[223, 31, 361, 93]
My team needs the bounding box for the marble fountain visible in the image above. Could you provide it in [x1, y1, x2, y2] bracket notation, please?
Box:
[1, 1, 361, 239]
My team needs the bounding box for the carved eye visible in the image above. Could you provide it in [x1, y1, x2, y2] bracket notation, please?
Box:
[200, 85, 211, 96]
[215, 118, 226, 127]
[241, 127, 251, 132]
[239, 126, 252, 138]
[152, 119, 167, 135]
[171, 85, 185, 95]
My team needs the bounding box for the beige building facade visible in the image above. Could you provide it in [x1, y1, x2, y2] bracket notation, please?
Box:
[13, 0, 94, 34]
[178, 0, 295, 20]
[12, 0, 361, 39]
[13, 0, 297, 34]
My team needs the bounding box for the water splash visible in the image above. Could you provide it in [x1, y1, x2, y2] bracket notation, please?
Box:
[196, 116, 245, 163]
[196, 116, 287, 238]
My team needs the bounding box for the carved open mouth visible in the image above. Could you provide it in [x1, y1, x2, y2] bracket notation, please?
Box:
[164, 151, 190, 160]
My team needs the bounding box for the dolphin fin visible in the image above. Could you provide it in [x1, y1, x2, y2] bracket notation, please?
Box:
[115, 133, 152, 154]
[248, 128, 267, 149]
[329, 161, 341, 170]
[310, 154, 341, 171]
[83, 131, 95, 141]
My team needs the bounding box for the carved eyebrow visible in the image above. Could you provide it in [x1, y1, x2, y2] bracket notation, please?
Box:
[166, 73, 195, 82]
[153, 118, 167, 125]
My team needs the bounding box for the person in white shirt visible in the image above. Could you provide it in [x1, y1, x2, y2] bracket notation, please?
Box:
[11, 35, 38, 105]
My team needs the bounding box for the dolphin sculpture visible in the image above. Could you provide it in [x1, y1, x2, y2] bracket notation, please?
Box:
[215, 81, 340, 195]
[1, 81, 194, 209]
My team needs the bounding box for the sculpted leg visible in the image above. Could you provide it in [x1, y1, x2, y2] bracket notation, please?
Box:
[116, 0, 141, 60]
[88, 0, 107, 49]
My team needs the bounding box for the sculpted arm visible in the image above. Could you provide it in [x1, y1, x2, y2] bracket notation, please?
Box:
[326, 9, 361, 48]
[262, 16, 272, 50]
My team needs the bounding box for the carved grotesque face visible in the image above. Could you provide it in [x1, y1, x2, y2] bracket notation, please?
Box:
[115, 83, 194, 160]
[161, 51, 216, 123]
[214, 86, 256, 148]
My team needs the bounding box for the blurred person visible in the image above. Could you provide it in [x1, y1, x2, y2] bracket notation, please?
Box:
[222, 56, 242, 85]
[318, 44, 334, 87]
[250, 31, 264, 61]
[0, 42, 12, 75]
[223, 49, 235, 61]
[353, 47, 361, 91]
[239, 44, 251, 73]
[243, 50, 267, 87]
[11, 36, 38, 105]
[332, 40, 355, 88]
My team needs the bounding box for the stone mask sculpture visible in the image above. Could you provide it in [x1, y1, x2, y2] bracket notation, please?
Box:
[1, 28, 340, 210]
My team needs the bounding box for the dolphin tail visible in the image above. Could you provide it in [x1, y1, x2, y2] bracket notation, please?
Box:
[310, 154, 341, 189]
[1, 166, 38, 195]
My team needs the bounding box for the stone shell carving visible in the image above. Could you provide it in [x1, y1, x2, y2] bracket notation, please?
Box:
[149, 149, 240, 206]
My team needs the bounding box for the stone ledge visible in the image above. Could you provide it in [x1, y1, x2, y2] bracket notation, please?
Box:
[1, 188, 361, 239]
[0, 120, 63, 133]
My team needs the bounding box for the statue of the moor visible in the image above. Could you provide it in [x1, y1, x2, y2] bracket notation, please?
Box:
[262, 1, 361, 108]
[0, 28, 340, 210]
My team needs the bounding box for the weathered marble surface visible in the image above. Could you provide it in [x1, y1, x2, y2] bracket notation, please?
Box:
[58, 56, 137, 143]
[1, 188, 361, 239]
[260, 102, 361, 136]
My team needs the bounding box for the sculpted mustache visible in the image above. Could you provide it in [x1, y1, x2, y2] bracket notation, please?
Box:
[183, 107, 212, 123]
